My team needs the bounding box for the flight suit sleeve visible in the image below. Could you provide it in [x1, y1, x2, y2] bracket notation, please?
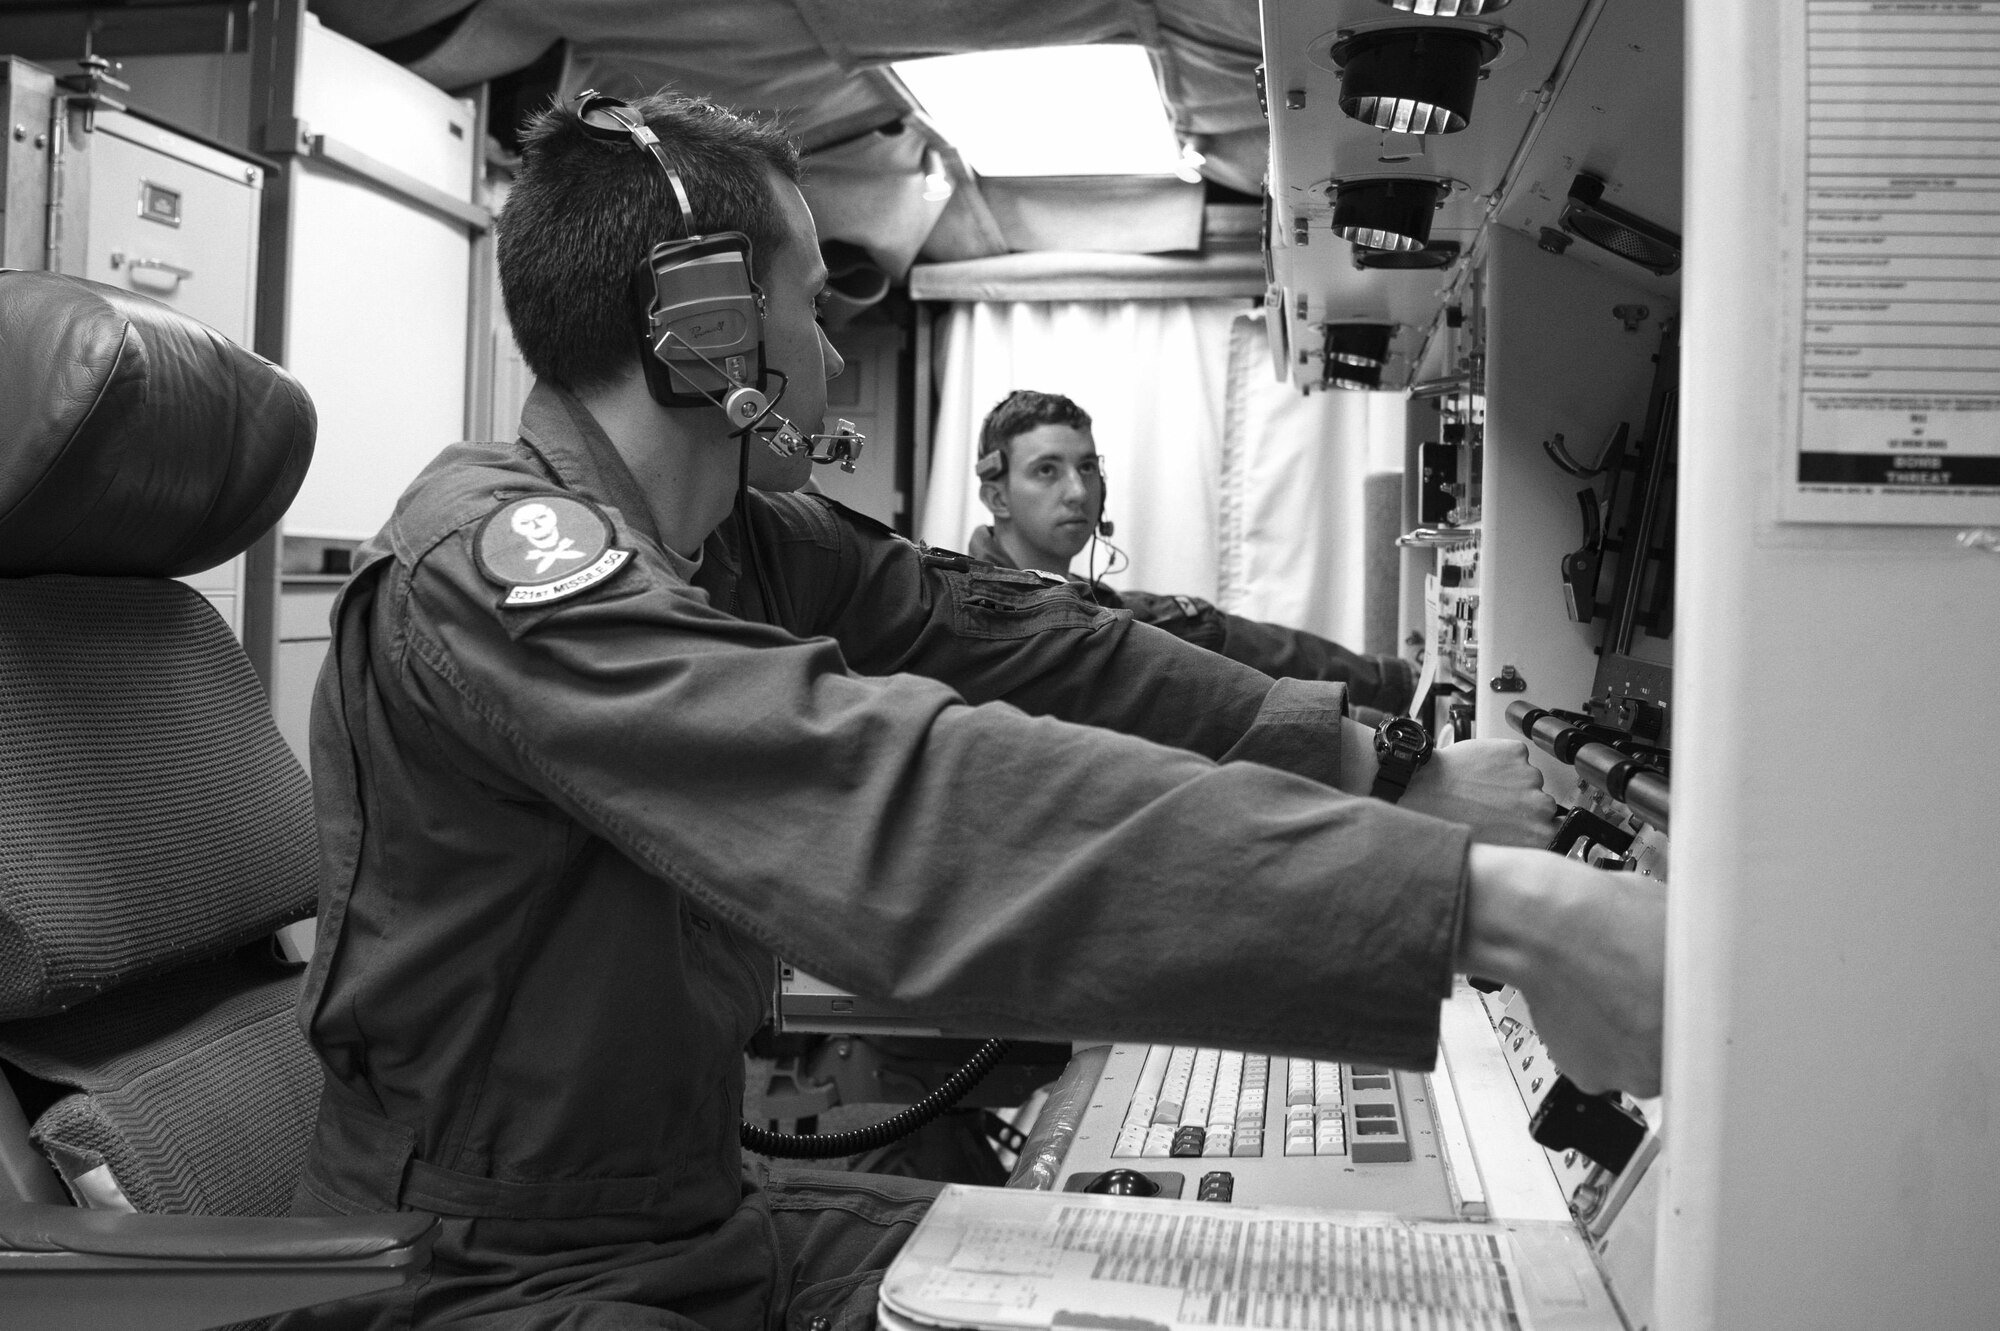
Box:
[1116, 586, 1419, 714]
[387, 517, 1472, 1068]
[743, 493, 1282, 761]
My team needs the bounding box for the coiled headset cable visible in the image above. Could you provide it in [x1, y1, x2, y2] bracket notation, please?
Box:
[740, 1037, 1014, 1159]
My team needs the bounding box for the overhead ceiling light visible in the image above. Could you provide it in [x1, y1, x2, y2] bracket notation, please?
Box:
[1559, 173, 1682, 276]
[1332, 177, 1446, 251]
[892, 46, 1182, 176]
[1332, 27, 1502, 134]
[1376, 0, 1512, 15]
[1325, 323, 1396, 367]
[1353, 238, 1462, 270]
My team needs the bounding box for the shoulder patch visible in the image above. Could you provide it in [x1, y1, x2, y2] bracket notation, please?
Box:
[474, 494, 631, 607]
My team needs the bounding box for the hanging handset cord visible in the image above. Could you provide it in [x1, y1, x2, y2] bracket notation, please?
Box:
[740, 1037, 1015, 1159]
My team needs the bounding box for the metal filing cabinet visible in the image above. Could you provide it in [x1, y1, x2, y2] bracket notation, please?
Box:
[73, 109, 261, 342]
[64, 107, 264, 638]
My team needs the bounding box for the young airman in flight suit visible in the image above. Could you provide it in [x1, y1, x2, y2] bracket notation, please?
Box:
[277, 92, 1665, 1331]
[966, 389, 1416, 713]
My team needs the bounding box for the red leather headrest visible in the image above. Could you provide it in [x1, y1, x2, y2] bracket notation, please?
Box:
[0, 271, 315, 576]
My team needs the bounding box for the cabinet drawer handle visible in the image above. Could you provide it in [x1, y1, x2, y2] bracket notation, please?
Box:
[111, 253, 195, 291]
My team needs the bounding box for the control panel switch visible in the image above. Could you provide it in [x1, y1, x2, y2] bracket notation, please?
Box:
[1528, 1075, 1646, 1174]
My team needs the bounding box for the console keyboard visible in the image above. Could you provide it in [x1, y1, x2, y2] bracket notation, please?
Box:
[1108, 1045, 1408, 1163]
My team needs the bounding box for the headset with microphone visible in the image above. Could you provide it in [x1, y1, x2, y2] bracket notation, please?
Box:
[573, 90, 864, 472]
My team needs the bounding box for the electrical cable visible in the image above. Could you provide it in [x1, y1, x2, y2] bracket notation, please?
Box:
[740, 1038, 1015, 1158]
[641, 330, 791, 616]
[733, 427, 778, 621]
[1085, 531, 1130, 588]
[1083, 469, 1129, 588]
[657, 319, 980, 1158]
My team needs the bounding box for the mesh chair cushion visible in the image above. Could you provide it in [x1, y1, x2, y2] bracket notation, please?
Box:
[0, 951, 318, 1216]
[0, 577, 318, 1020]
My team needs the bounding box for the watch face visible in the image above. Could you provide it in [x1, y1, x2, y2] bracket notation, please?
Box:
[1376, 717, 1434, 761]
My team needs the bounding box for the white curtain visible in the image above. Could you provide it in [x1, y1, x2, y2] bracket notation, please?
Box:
[921, 299, 1242, 598]
[1216, 313, 1406, 647]
[919, 303, 1405, 642]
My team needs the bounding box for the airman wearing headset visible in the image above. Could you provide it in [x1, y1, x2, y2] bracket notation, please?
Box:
[275, 90, 1665, 1331]
[969, 389, 1418, 716]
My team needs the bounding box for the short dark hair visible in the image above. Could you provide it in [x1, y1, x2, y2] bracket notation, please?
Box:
[496, 92, 801, 391]
[977, 390, 1094, 472]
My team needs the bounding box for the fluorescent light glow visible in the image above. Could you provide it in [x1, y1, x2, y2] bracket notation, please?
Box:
[893, 46, 1182, 176]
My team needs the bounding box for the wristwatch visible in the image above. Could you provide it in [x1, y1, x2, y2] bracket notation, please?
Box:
[1370, 716, 1435, 804]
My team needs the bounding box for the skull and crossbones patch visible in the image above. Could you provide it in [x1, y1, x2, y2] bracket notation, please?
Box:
[475, 494, 631, 607]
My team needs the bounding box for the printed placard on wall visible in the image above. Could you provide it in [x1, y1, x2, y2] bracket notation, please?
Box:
[1783, 0, 2000, 524]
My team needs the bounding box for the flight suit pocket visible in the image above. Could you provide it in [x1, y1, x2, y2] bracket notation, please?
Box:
[786, 1269, 887, 1331]
[941, 567, 1108, 640]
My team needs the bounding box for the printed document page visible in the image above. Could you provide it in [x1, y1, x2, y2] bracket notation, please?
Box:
[880, 1186, 1625, 1331]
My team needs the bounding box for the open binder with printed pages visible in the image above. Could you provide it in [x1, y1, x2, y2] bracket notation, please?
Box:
[878, 1186, 1625, 1331]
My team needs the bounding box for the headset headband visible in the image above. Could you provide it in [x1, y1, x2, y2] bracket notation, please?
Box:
[575, 91, 697, 233]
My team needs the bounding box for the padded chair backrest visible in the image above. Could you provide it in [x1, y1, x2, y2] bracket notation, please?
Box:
[0, 271, 321, 1216]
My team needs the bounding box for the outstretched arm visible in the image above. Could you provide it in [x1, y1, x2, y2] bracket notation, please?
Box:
[749, 493, 1286, 759]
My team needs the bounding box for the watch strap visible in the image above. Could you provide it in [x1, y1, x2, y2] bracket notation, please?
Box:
[1370, 757, 1420, 803]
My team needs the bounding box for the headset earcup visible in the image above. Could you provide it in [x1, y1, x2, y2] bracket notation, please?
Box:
[635, 234, 767, 411]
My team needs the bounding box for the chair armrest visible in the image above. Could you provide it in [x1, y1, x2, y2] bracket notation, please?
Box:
[0, 1202, 436, 1331]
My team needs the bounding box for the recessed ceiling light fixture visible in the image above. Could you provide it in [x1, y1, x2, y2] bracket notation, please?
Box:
[1332, 27, 1502, 134]
[1332, 177, 1447, 251]
[1353, 238, 1462, 270]
[1325, 323, 1396, 367]
[1376, 0, 1512, 16]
